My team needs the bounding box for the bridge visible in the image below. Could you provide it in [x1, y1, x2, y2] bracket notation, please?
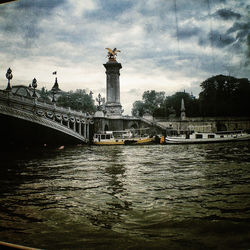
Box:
[0, 89, 93, 148]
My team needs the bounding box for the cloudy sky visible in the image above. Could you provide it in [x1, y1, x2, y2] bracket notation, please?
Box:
[0, 0, 249, 114]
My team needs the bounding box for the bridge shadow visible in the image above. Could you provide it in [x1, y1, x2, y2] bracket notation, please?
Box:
[0, 114, 90, 150]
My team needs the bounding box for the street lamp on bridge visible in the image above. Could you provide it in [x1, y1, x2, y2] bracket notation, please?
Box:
[5, 68, 13, 91]
[32, 78, 38, 98]
[96, 93, 105, 111]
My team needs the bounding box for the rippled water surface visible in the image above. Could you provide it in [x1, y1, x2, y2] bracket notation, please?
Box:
[0, 142, 250, 249]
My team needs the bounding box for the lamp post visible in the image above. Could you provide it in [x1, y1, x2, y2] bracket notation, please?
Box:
[96, 93, 105, 111]
[51, 88, 56, 103]
[96, 93, 102, 107]
[32, 78, 37, 97]
[51, 74, 60, 103]
[5, 68, 13, 91]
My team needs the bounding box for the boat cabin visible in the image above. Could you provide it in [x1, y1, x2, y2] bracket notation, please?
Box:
[94, 131, 114, 142]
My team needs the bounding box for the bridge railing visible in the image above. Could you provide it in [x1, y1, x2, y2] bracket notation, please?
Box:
[0, 90, 88, 118]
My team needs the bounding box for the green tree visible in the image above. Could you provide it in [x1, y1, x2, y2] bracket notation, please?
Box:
[132, 100, 145, 116]
[38, 87, 50, 102]
[131, 90, 200, 118]
[131, 90, 166, 117]
[142, 90, 165, 115]
[131, 74, 250, 118]
[199, 75, 250, 116]
[165, 92, 200, 117]
[57, 89, 96, 113]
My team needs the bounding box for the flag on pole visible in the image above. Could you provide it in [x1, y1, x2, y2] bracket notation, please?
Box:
[53, 71, 57, 75]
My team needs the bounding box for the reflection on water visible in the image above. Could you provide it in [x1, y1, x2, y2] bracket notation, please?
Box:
[0, 142, 250, 249]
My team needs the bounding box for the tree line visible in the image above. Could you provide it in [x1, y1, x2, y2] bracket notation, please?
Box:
[39, 88, 96, 113]
[132, 75, 250, 118]
[39, 74, 249, 117]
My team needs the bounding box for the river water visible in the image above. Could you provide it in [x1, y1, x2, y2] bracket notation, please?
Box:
[0, 142, 250, 249]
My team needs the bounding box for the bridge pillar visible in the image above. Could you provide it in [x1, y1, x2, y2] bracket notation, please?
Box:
[79, 123, 81, 135]
[86, 123, 89, 140]
[103, 60, 123, 116]
[84, 123, 87, 139]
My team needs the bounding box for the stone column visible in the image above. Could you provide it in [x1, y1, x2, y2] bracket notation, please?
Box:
[103, 60, 123, 116]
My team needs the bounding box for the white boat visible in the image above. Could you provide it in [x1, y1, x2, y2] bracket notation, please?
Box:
[93, 129, 154, 145]
[165, 130, 250, 144]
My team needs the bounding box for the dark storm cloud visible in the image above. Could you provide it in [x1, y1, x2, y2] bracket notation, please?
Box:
[199, 30, 235, 48]
[211, 31, 235, 48]
[16, 0, 65, 10]
[227, 22, 250, 37]
[247, 35, 250, 58]
[226, 21, 250, 55]
[0, 0, 66, 41]
[178, 26, 201, 40]
[213, 8, 241, 20]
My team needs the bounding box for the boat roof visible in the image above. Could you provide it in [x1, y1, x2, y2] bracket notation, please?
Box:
[95, 128, 150, 135]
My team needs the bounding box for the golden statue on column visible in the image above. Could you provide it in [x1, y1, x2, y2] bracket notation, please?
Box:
[105, 48, 121, 61]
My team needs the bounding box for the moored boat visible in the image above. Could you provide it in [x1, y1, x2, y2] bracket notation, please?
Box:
[93, 129, 154, 145]
[165, 130, 250, 144]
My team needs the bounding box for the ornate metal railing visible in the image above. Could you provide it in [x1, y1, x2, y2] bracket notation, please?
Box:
[0, 90, 93, 143]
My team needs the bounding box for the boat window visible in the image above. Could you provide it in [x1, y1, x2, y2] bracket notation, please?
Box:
[220, 135, 224, 138]
[196, 134, 203, 139]
[101, 135, 105, 140]
[106, 134, 110, 139]
[208, 134, 215, 138]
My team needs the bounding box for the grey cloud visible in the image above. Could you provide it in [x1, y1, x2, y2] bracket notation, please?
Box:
[0, 0, 66, 44]
[226, 21, 249, 54]
[247, 34, 250, 58]
[211, 31, 235, 48]
[213, 9, 241, 20]
[199, 30, 235, 48]
[227, 22, 250, 39]
[16, 0, 66, 11]
[84, 0, 133, 21]
[227, 22, 249, 33]
[178, 26, 201, 40]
